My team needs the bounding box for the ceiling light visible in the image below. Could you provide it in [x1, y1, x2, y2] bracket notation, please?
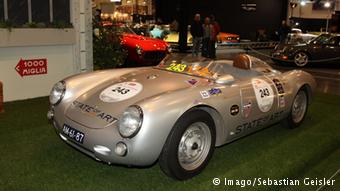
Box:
[324, 2, 331, 8]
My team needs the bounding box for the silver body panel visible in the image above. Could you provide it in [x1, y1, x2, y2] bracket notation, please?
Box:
[50, 59, 316, 166]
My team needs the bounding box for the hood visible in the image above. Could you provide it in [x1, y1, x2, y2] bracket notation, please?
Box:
[219, 32, 239, 37]
[122, 34, 168, 50]
[65, 68, 197, 129]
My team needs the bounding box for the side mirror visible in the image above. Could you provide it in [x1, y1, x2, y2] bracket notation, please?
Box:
[215, 74, 235, 85]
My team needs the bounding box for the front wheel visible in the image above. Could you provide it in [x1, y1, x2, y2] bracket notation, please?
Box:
[294, 52, 309, 67]
[159, 110, 216, 180]
[285, 88, 309, 128]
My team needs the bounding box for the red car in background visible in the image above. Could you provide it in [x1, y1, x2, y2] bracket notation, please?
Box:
[217, 32, 240, 45]
[104, 23, 170, 65]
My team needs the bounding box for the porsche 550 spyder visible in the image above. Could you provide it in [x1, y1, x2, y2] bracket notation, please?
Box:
[47, 54, 316, 180]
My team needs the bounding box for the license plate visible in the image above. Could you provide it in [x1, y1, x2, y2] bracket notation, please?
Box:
[62, 124, 85, 144]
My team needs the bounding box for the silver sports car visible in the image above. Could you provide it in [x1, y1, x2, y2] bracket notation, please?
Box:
[47, 54, 316, 180]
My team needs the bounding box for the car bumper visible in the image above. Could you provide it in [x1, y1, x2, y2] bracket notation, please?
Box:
[49, 110, 159, 166]
[271, 52, 293, 62]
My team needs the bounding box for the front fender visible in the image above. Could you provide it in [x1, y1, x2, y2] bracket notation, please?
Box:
[129, 86, 231, 165]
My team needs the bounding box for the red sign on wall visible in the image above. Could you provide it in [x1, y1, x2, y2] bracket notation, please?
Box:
[15, 58, 48, 77]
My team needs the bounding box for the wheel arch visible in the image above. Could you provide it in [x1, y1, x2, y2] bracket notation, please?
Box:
[186, 105, 225, 146]
[300, 83, 313, 105]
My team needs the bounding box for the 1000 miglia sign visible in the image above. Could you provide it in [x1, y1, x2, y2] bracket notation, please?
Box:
[15, 58, 48, 77]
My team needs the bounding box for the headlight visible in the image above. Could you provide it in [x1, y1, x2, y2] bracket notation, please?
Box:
[136, 45, 143, 55]
[49, 81, 66, 105]
[119, 106, 143, 138]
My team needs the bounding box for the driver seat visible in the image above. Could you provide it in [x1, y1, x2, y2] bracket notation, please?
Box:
[233, 54, 252, 70]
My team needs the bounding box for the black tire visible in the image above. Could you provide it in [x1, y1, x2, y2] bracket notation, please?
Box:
[159, 109, 216, 180]
[284, 88, 309, 129]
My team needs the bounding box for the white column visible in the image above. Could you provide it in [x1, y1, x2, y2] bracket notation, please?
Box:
[28, 0, 32, 23]
[49, 0, 53, 22]
[71, 0, 93, 73]
[4, 0, 8, 20]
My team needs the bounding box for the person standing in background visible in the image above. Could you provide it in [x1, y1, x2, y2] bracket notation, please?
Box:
[210, 15, 220, 59]
[279, 20, 291, 43]
[202, 17, 215, 58]
[170, 19, 179, 32]
[190, 14, 203, 56]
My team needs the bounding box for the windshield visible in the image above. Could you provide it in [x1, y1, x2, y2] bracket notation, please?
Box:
[310, 34, 332, 45]
[155, 54, 274, 78]
[105, 24, 136, 35]
[155, 55, 222, 79]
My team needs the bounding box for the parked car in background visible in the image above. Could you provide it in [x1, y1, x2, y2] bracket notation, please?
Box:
[104, 23, 170, 65]
[217, 32, 240, 44]
[288, 28, 317, 44]
[272, 33, 340, 67]
[164, 31, 193, 48]
[48, 54, 315, 180]
[164, 30, 240, 48]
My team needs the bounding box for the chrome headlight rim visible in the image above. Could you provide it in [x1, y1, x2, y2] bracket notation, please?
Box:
[119, 105, 143, 138]
[49, 81, 66, 106]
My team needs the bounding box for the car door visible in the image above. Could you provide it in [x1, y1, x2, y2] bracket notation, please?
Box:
[309, 36, 338, 60]
[232, 75, 281, 138]
[330, 36, 340, 62]
[323, 36, 340, 60]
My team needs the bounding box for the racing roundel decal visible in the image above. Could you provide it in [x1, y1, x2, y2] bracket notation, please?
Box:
[99, 82, 143, 102]
[252, 78, 274, 112]
[230, 105, 240, 116]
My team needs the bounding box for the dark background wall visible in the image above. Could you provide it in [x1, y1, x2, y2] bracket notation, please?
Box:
[155, 0, 288, 40]
[0, 0, 70, 26]
[32, 0, 50, 23]
[0, 0, 3, 22]
[8, 0, 28, 25]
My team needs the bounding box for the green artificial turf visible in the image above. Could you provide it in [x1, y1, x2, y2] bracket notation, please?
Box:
[0, 93, 339, 191]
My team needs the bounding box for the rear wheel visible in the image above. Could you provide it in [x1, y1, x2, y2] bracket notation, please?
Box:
[159, 110, 215, 180]
[285, 88, 308, 128]
[294, 52, 309, 67]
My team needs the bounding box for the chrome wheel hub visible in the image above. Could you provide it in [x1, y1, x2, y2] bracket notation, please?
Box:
[178, 122, 211, 171]
[292, 91, 307, 123]
[294, 53, 308, 67]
